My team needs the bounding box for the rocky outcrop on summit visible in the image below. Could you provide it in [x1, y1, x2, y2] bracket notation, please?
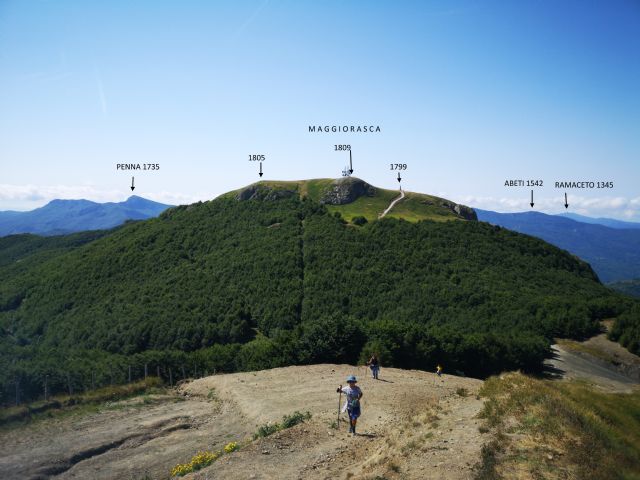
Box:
[418, 198, 477, 221]
[319, 177, 376, 205]
[236, 185, 296, 201]
[452, 203, 477, 221]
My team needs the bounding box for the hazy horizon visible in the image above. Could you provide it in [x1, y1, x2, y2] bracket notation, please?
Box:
[2, 182, 639, 226]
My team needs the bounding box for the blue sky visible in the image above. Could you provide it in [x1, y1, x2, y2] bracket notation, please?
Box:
[1, 0, 639, 219]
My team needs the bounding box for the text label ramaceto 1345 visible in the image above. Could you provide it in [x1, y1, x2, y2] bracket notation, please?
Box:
[554, 181, 613, 189]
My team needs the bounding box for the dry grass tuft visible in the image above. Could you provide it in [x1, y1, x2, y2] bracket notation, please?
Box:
[475, 372, 640, 480]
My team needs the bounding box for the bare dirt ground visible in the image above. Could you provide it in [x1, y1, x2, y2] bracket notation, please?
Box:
[544, 332, 640, 393]
[185, 364, 485, 480]
[0, 388, 253, 480]
[2, 339, 638, 480]
[0, 365, 485, 480]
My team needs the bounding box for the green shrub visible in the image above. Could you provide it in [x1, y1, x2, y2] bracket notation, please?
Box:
[254, 411, 311, 439]
[281, 410, 311, 429]
[254, 423, 280, 439]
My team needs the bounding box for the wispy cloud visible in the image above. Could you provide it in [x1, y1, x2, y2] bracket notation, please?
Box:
[0, 184, 122, 207]
[230, 0, 269, 42]
[456, 194, 640, 221]
[143, 191, 211, 206]
[0, 184, 210, 211]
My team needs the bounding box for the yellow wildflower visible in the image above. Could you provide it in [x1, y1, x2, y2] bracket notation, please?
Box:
[224, 441, 239, 453]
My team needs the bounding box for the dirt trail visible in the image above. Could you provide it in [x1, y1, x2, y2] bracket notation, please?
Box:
[379, 188, 405, 218]
[186, 364, 485, 480]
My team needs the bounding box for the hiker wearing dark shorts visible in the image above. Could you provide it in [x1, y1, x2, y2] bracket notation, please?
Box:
[337, 375, 363, 436]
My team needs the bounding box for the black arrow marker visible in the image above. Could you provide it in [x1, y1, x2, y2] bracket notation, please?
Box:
[530, 190, 534, 208]
[564, 192, 569, 209]
[397, 172, 402, 183]
[131, 177, 135, 192]
[349, 150, 353, 174]
[259, 162, 263, 177]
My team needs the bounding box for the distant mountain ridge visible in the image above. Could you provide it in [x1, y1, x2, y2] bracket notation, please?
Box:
[0, 196, 172, 236]
[559, 212, 640, 230]
[475, 209, 640, 283]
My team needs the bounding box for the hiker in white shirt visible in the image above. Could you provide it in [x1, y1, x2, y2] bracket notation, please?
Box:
[336, 375, 363, 436]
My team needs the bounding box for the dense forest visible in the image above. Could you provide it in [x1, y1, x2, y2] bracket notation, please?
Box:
[1, 185, 636, 405]
[609, 304, 640, 355]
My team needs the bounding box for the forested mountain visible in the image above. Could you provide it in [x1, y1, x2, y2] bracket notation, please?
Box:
[475, 209, 640, 283]
[0, 179, 635, 405]
[0, 196, 171, 236]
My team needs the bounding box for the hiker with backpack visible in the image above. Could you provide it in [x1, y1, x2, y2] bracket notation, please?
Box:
[367, 353, 380, 380]
[336, 375, 363, 436]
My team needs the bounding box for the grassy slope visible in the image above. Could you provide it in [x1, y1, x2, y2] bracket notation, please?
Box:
[385, 191, 464, 222]
[325, 188, 398, 221]
[477, 372, 640, 480]
[226, 178, 467, 223]
[0, 377, 163, 428]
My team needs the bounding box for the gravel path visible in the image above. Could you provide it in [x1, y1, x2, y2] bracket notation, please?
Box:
[379, 188, 405, 218]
